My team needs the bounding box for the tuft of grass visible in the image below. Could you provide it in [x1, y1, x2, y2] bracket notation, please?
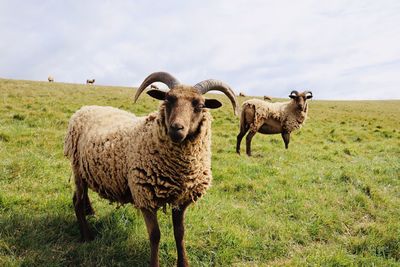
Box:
[0, 78, 399, 266]
[12, 114, 25, 121]
[0, 133, 10, 142]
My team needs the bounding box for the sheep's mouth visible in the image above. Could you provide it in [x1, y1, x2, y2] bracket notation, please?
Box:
[298, 105, 306, 111]
[168, 130, 186, 143]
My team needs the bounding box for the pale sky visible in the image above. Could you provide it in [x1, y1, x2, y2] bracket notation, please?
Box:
[1, 0, 399, 100]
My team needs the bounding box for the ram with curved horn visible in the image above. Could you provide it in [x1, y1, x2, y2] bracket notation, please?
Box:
[65, 71, 238, 266]
[237, 89, 313, 156]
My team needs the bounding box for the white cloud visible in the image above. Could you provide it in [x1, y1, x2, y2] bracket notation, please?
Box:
[0, 0, 399, 99]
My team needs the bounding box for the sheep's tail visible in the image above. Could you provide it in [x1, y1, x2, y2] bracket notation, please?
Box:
[238, 102, 250, 132]
[63, 114, 83, 166]
[64, 124, 77, 160]
[236, 106, 242, 118]
[236, 100, 248, 118]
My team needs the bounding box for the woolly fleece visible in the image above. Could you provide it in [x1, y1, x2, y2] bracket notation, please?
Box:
[64, 105, 212, 210]
[242, 98, 308, 133]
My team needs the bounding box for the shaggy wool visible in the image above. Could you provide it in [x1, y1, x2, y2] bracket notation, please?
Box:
[64, 105, 213, 210]
[242, 99, 308, 133]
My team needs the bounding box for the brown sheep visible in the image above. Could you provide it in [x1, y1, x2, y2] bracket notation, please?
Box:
[64, 72, 238, 267]
[86, 79, 95, 84]
[236, 90, 312, 156]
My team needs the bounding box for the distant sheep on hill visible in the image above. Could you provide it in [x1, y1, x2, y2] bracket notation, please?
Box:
[239, 92, 246, 97]
[263, 96, 272, 101]
[236, 90, 313, 156]
[48, 76, 54, 82]
[86, 79, 95, 84]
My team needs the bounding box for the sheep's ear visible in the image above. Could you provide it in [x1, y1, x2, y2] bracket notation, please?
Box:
[147, 89, 166, 100]
[205, 99, 222, 109]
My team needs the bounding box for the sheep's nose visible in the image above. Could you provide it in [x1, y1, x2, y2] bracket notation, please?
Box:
[170, 123, 184, 132]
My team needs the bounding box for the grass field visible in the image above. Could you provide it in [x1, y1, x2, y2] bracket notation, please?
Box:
[0, 78, 399, 266]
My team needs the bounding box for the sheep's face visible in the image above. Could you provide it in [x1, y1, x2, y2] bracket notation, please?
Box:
[147, 86, 222, 143]
[289, 91, 312, 111]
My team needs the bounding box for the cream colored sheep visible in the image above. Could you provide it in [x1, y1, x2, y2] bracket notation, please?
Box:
[64, 71, 238, 267]
[236, 90, 312, 156]
[48, 76, 54, 82]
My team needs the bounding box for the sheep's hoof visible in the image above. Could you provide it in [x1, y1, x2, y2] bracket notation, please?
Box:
[85, 205, 95, 216]
[80, 236, 94, 243]
[85, 210, 95, 216]
[80, 232, 95, 242]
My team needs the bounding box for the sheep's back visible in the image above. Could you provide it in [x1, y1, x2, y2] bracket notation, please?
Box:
[243, 99, 286, 117]
[242, 99, 287, 129]
[65, 106, 144, 203]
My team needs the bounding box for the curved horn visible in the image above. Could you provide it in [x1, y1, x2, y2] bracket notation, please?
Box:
[134, 72, 180, 103]
[304, 90, 313, 98]
[194, 79, 238, 115]
[290, 90, 299, 96]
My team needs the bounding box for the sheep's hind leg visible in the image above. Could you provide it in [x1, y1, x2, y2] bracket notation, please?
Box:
[236, 125, 249, 154]
[245, 130, 257, 156]
[172, 201, 191, 267]
[73, 178, 94, 242]
[281, 132, 290, 149]
[83, 186, 95, 216]
[142, 208, 160, 267]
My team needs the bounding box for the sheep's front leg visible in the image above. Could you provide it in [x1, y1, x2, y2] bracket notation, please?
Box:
[172, 202, 191, 267]
[281, 132, 290, 149]
[142, 208, 161, 267]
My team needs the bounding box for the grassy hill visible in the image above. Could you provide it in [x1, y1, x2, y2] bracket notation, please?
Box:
[0, 79, 399, 266]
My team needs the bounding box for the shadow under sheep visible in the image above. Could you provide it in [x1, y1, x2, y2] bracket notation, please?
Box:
[0, 210, 153, 266]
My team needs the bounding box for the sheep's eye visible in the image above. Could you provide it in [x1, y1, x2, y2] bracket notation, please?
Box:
[194, 102, 204, 112]
[192, 100, 199, 107]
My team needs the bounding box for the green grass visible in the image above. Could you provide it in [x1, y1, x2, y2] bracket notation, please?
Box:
[0, 78, 399, 266]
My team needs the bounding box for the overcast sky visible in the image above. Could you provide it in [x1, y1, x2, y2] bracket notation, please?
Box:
[1, 0, 399, 100]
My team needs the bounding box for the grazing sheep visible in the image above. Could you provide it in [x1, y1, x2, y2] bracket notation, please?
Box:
[64, 71, 238, 267]
[236, 90, 312, 156]
[239, 92, 246, 97]
[48, 76, 54, 82]
[86, 79, 95, 84]
[263, 95, 272, 101]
